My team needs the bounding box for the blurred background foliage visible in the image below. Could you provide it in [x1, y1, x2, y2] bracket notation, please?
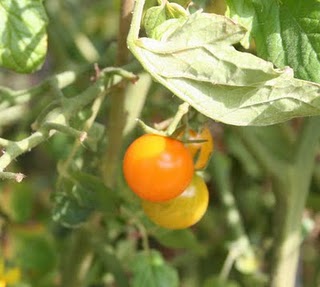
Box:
[0, 0, 320, 287]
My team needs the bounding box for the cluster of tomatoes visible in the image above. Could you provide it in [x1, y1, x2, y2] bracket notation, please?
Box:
[123, 126, 213, 229]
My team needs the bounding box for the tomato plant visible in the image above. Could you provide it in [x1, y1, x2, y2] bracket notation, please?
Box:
[142, 173, 209, 229]
[1, 0, 320, 287]
[123, 134, 194, 202]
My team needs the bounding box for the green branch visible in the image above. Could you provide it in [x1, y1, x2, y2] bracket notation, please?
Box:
[211, 152, 258, 280]
[127, 0, 145, 48]
[270, 117, 320, 287]
[0, 69, 84, 106]
[0, 68, 90, 128]
[101, 0, 135, 188]
[0, 66, 138, 181]
[233, 118, 320, 286]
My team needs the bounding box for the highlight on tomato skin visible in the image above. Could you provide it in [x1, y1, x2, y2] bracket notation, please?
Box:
[142, 173, 209, 230]
[123, 133, 194, 202]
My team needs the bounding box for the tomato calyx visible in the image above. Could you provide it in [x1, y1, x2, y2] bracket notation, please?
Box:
[136, 103, 190, 137]
[178, 125, 214, 170]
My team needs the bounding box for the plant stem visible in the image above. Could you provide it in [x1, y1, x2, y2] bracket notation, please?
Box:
[270, 173, 300, 287]
[270, 117, 320, 287]
[211, 152, 257, 280]
[60, 228, 93, 287]
[166, 102, 189, 135]
[0, 68, 131, 175]
[117, 0, 135, 66]
[127, 0, 145, 48]
[235, 119, 320, 287]
[102, 0, 135, 188]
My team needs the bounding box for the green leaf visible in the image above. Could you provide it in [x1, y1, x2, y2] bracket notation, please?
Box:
[153, 229, 206, 255]
[129, 11, 320, 126]
[70, 171, 119, 214]
[143, 2, 188, 40]
[98, 249, 130, 287]
[226, 0, 320, 83]
[225, 1, 254, 49]
[165, 2, 188, 19]
[203, 276, 240, 287]
[151, 18, 186, 41]
[131, 250, 179, 287]
[9, 183, 34, 223]
[0, 0, 48, 73]
[170, 0, 192, 8]
[13, 232, 56, 275]
[143, 4, 167, 38]
[52, 189, 93, 228]
[52, 172, 119, 227]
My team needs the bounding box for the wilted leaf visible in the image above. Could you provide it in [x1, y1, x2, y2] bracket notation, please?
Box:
[0, 0, 48, 73]
[129, 11, 320, 126]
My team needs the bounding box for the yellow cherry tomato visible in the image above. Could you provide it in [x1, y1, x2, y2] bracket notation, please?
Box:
[142, 174, 209, 229]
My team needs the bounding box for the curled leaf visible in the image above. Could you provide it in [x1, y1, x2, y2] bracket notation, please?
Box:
[129, 11, 320, 126]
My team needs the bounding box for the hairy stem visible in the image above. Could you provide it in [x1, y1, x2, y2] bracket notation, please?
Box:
[0, 67, 133, 176]
[102, 0, 135, 188]
[270, 117, 320, 287]
[235, 119, 320, 287]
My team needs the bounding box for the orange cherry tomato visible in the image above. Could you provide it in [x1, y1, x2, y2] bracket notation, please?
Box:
[142, 174, 209, 229]
[181, 126, 214, 170]
[123, 134, 194, 202]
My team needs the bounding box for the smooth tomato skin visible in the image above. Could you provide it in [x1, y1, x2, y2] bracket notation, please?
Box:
[123, 134, 194, 202]
[184, 126, 214, 170]
[142, 174, 209, 229]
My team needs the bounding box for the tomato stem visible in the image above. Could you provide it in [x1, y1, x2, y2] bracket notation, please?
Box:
[269, 117, 320, 287]
[101, 0, 135, 188]
[135, 102, 190, 136]
[234, 118, 320, 287]
[136, 119, 167, 136]
[167, 102, 189, 136]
